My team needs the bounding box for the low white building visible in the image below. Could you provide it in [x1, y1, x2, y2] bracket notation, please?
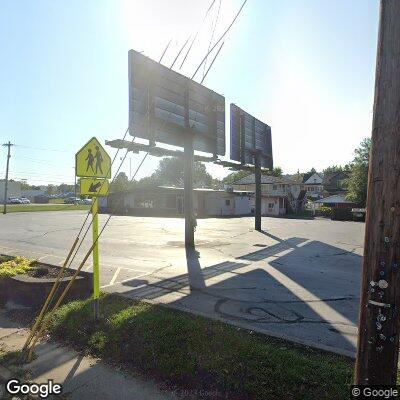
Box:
[21, 189, 46, 201]
[103, 186, 253, 217]
[0, 180, 21, 202]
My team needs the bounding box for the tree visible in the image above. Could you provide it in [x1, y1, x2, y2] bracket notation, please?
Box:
[270, 167, 282, 177]
[223, 170, 251, 185]
[150, 157, 213, 188]
[111, 172, 131, 192]
[346, 138, 371, 206]
[46, 184, 57, 195]
[323, 165, 343, 174]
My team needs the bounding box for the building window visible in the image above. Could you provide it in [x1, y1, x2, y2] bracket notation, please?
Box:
[135, 197, 154, 208]
[225, 199, 231, 206]
[268, 203, 274, 208]
[272, 185, 277, 190]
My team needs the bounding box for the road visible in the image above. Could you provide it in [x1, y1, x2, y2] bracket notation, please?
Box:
[0, 211, 365, 356]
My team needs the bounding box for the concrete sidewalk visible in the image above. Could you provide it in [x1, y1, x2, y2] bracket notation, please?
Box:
[0, 311, 177, 400]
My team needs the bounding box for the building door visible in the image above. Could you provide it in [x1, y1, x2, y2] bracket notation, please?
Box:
[177, 196, 184, 215]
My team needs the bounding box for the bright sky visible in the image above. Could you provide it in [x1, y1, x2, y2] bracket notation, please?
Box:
[0, 0, 379, 186]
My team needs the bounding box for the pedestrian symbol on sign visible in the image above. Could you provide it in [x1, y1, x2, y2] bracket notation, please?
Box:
[95, 146, 103, 175]
[85, 149, 95, 174]
[76, 137, 111, 179]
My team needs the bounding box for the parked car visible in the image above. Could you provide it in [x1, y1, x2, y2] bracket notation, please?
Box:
[20, 197, 31, 204]
[34, 194, 50, 204]
[80, 198, 92, 205]
[8, 197, 22, 204]
[64, 197, 80, 204]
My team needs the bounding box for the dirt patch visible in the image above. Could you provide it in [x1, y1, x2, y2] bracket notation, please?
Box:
[25, 264, 75, 279]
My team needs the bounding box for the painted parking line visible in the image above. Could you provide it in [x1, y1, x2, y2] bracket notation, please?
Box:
[100, 271, 152, 289]
[109, 267, 121, 286]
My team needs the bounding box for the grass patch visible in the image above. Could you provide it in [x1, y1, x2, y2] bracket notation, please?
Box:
[0, 256, 36, 279]
[46, 293, 353, 399]
[4, 204, 90, 213]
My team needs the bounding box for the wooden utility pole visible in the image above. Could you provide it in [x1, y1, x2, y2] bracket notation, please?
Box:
[2, 141, 13, 215]
[355, 0, 400, 385]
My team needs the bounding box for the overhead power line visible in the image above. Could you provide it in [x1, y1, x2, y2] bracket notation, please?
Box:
[14, 144, 72, 153]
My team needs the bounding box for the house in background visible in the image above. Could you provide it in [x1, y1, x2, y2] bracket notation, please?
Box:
[302, 172, 324, 200]
[314, 194, 356, 209]
[231, 174, 306, 216]
[323, 171, 349, 196]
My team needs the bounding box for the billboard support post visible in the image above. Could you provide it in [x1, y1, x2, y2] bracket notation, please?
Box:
[184, 83, 195, 247]
[184, 134, 195, 247]
[254, 152, 262, 231]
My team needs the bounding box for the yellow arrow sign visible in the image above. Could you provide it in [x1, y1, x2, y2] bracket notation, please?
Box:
[80, 178, 109, 196]
[76, 137, 111, 178]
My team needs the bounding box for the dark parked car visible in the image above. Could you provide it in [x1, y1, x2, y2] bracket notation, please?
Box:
[34, 194, 50, 204]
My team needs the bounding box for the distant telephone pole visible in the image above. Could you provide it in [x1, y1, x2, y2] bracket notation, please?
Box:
[355, 0, 400, 385]
[2, 141, 14, 215]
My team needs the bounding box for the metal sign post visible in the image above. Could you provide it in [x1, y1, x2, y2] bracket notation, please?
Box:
[92, 197, 100, 320]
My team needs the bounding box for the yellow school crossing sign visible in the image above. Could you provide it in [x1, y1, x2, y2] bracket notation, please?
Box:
[76, 137, 111, 179]
[75, 136, 111, 320]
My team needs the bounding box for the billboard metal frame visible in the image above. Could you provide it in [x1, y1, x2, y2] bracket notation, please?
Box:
[128, 50, 225, 157]
[230, 103, 273, 169]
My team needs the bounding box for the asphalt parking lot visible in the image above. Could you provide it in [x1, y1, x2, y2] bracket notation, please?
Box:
[0, 211, 365, 356]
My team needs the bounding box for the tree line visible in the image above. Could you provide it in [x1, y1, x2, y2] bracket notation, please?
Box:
[18, 138, 371, 207]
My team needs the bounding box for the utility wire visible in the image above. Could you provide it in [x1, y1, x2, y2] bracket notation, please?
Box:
[203, 0, 222, 79]
[191, 0, 247, 80]
[201, 41, 225, 84]
[179, 0, 216, 70]
[52, 0, 228, 292]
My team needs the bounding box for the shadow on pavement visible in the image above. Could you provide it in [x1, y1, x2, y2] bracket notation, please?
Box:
[113, 231, 361, 355]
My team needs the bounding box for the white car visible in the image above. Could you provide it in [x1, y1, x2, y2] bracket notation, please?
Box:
[20, 197, 31, 204]
[8, 197, 22, 204]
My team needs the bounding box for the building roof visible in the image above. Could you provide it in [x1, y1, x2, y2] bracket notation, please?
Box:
[303, 172, 323, 184]
[232, 174, 297, 185]
[314, 195, 354, 204]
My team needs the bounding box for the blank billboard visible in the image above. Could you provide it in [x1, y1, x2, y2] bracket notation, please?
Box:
[128, 50, 225, 156]
[230, 104, 273, 169]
